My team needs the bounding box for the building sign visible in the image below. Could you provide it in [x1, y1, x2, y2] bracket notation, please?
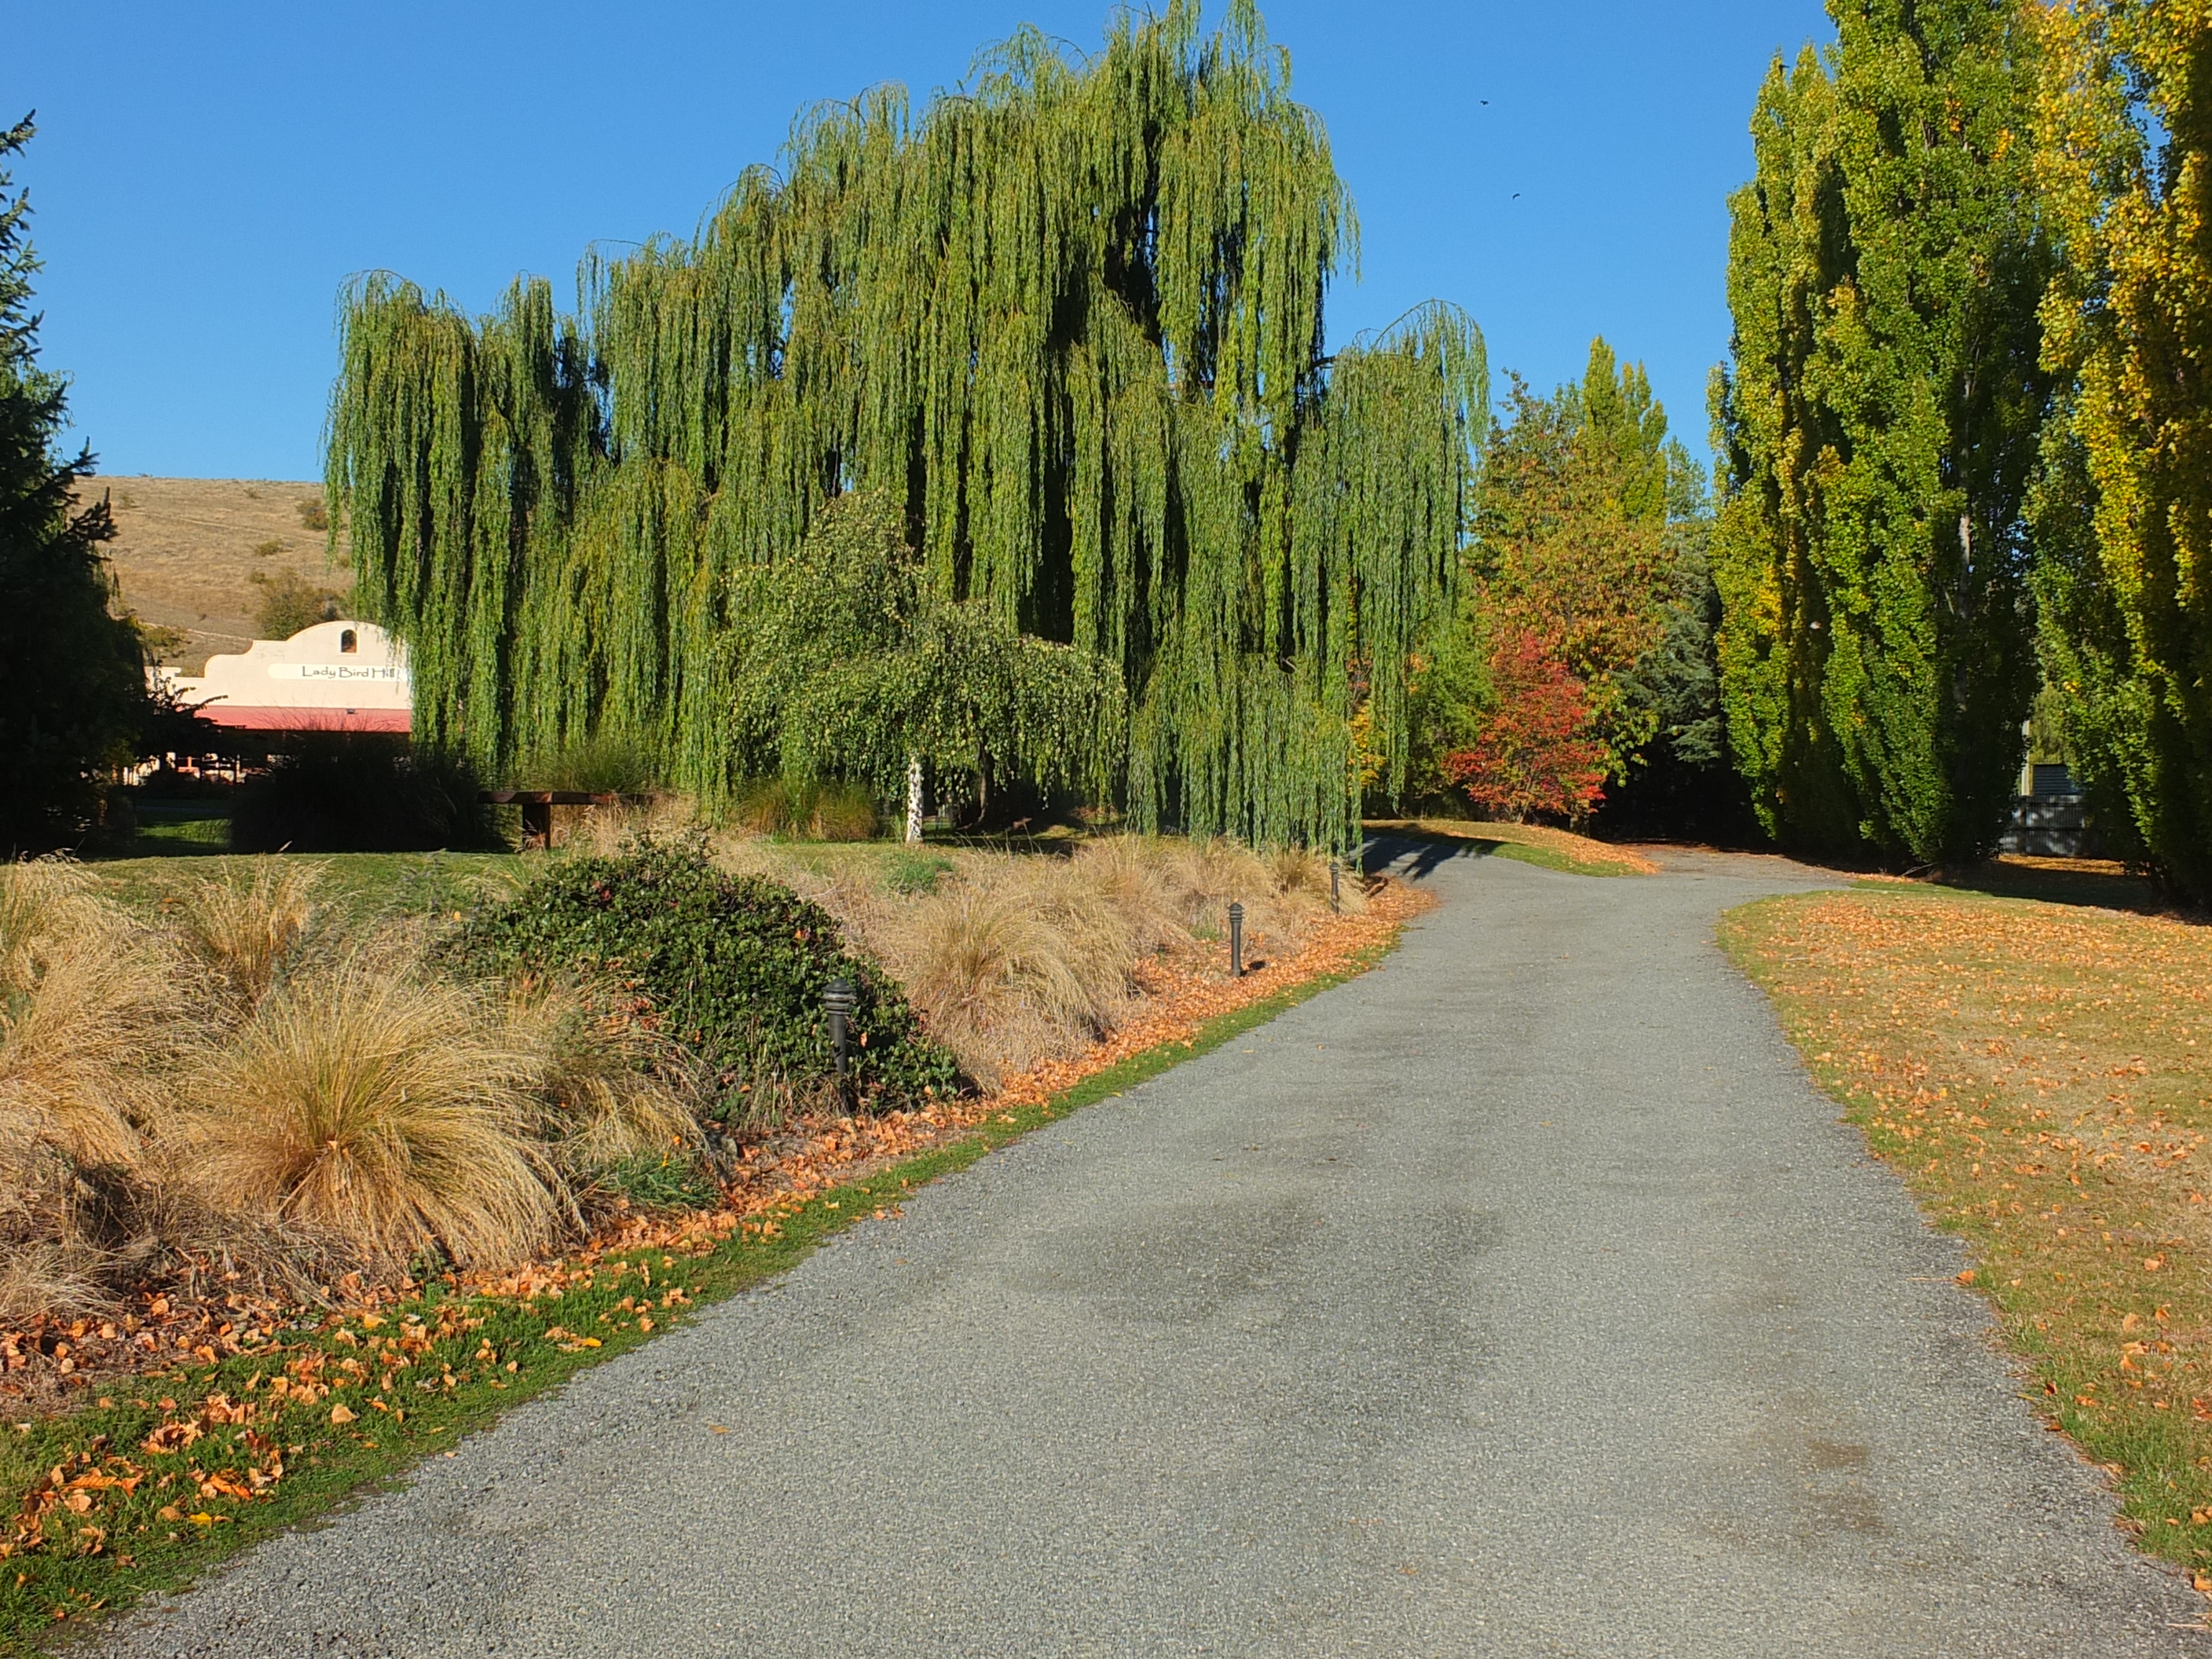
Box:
[267, 663, 407, 683]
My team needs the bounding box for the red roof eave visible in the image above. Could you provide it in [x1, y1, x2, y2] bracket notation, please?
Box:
[191, 707, 412, 734]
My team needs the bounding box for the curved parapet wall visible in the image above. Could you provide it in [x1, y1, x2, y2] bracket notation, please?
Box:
[159, 621, 412, 734]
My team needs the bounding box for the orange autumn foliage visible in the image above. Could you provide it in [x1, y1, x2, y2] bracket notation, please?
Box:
[1441, 629, 1606, 820]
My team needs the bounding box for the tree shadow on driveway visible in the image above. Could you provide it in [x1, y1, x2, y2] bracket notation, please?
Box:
[1361, 831, 1492, 881]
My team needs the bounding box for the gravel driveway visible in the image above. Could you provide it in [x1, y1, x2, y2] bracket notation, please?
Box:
[103, 840, 2207, 1657]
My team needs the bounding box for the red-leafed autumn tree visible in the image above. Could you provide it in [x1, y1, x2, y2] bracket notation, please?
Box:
[1442, 628, 1606, 820]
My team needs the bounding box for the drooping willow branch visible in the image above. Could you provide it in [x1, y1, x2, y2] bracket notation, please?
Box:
[325, 0, 1485, 850]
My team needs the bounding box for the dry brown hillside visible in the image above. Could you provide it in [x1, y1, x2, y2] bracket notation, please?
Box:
[82, 476, 350, 672]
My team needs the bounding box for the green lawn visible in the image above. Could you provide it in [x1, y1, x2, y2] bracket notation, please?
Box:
[84, 850, 526, 923]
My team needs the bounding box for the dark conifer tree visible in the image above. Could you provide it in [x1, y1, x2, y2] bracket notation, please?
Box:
[0, 116, 146, 852]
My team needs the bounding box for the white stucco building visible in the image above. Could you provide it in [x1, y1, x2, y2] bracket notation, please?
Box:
[160, 621, 412, 734]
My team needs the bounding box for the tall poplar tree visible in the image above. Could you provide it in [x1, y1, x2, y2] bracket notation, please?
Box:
[0, 115, 147, 852]
[2032, 2, 2212, 900]
[325, 3, 1485, 851]
[1713, 2, 2052, 864]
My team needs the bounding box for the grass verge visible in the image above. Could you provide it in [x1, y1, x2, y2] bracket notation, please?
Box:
[85, 851, 523, 925]
[1720, 886, 2212, 1585]
[0, 912, 1405, 1654]
[1364, 817, 1656, 877]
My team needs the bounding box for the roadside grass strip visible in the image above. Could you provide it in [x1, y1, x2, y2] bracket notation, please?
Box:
[1721, 887, 2212, 1585]
[1363, 817, 1657, 877]
[0, 899, 1415, 1654]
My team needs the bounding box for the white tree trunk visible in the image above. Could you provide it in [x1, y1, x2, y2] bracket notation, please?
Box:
[906, 754, 925, 844]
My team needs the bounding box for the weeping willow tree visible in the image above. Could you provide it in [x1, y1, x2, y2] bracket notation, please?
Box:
[729, 493, 1126, 838]
[325, 1, 1485, 850]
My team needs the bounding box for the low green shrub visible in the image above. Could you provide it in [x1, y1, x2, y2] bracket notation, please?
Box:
[231, 736, 500, 853]
[452, 836, 960, 1117]
[885, 848, 954, 895]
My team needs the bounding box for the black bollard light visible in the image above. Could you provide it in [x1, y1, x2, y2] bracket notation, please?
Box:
[823, 979, 857, 1081]
[1227, 900, 1244, 978]
[1329, 859, 1341, 914]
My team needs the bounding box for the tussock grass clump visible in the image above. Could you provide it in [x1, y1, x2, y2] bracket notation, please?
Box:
[1267, 845, 1360, 914]
[1068, 836, 1192, 954]
[171, 958, 559, 1273]
[174, 856, 323, 1008]
[0, 861, 177, 1172]
[509, 991, 704, 1191]
[895, 865, 1135, 1086]
[732, 778, 881, 841]
[0, 861, 185, 1319]
[1128, 834, 1341, 950]
[0, 855, 733, 1328]
[0, 856, 104, 993]
[0, 1240, 117, 1327]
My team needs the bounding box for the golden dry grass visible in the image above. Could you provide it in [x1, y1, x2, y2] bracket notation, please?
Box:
[169, 958, 561, 1273]
[856, 835, 1342, 1086]
[87, 476, 345, 672]
[889, 867, 1135, 1086]
[173, 857, 323, 1009]
[0, 856, 108, 994]
[0, 850, 731, 1328]
[1723, 887, 2212, 1577]
[507, 990, 703, 1185]
[0, 1241, 116, 1328]
[0, 862, 178, 1173]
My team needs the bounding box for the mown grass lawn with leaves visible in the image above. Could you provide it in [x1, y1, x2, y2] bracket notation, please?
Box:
[1722, 884, 2212, 1582]
[0, 899, 1405, 1655]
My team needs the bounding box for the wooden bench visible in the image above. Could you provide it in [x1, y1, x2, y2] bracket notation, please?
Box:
[477, 790, 644, 850]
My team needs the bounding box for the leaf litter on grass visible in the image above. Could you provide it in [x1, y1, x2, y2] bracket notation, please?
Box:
[1722, 887, 2212, 1584]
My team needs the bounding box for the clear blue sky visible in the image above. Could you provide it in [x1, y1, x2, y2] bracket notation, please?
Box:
[5, 1, 1833, 482]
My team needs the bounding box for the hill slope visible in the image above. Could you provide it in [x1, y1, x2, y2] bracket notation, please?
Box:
[82, 476, 348, 672]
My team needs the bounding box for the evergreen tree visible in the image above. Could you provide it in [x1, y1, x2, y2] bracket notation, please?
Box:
[2032, 2, 2212, 899]
[1713, 2, 2051, 864]
[0, 115, 146, 852]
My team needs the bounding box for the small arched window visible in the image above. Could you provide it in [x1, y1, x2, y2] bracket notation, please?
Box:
[339, 628, 357, 654]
